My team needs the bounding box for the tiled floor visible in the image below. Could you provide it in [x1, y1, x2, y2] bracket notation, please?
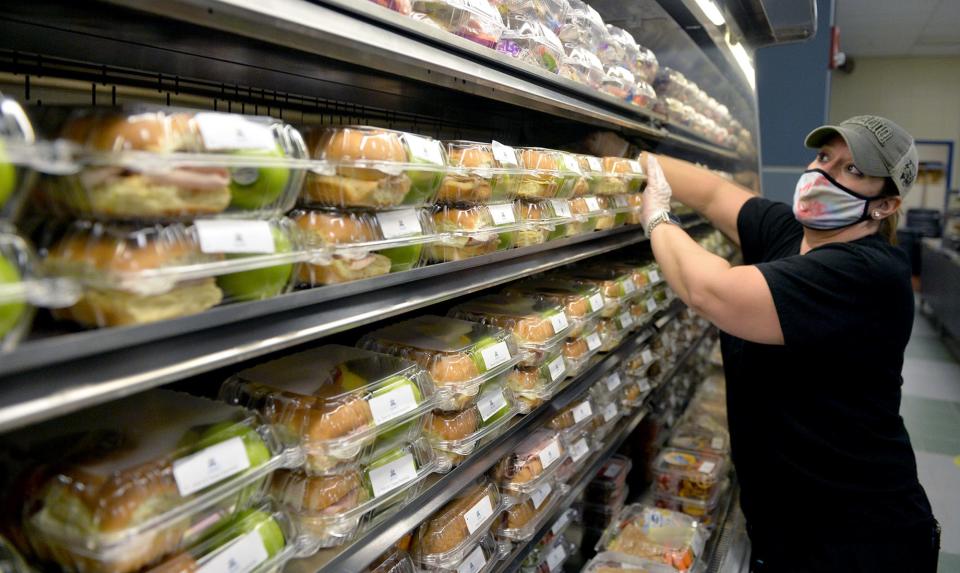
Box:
[901, 311, 960, 571]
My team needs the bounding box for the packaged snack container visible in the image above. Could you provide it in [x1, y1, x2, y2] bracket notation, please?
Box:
[271, 440, 437, 547]
[555, 432, 594, 482]
[585, 455, 631, 505]
[0, 96, 37, 222]
[596, 505, 705, 572]
[631, 293, 659, 325]
[554, 151, 585, 198]
[582, 552, 678, 573]
[419, 532, 501, 573]
[516, 148, 564, 199]
[546, 397, 595, 438]
[634, 45, 660, 84]
[53, 108, 306, 220]
[220, 345, 436, 475]
[651, 449, 727, 502]
[557, 0, 605, 52]
[143, 506, 297, 573]
[597, 312, 635, 351]
[625, 194, 644, 225]
[502, 277, 604, 337]
[601, 66, 636, 101]
[522, 535, 575, 573]
[9, 390, 296, 573]
[652, 479, 728, 529]
[565, 195, 602, 235]
[493, 429, 566, 496]
[413, 480, 504, 569]
[515, 200, 559, 247]
[559, 47, 605, 89]
[412, 0, 507, 47]
[359, 316, 521, 411]
[439, 141, 522, 203]
[562, 268, 639, 316]
[426, 203, 521, 262]
[597, 157, 646, 196]
[667, 420, 729, 456]
[497, 17, 564, 73]
[506, 350, 569, 413]
[571, 154, 603, 196]
[593, 196, 619, 231]
[562, 323, 602, 376]
[496, 480, 563, 542]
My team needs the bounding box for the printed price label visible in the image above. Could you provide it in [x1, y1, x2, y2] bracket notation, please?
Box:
[604, 461, 623, 478]
[646, 298, 658, 312]
[549, 312, 569, 334]
[649, 270, 661, 283]
[586, 333, 602, 351]
[368, 384, 418, 426]
[457, 545, 487, 573]
[641, 349, 654, 364]
[173, 437, 251, 498]
[477, 388, 509, 422]
[539, 438, 562, 468]
[561, 154, 582, 175]
[479, 341, 511, 370]
[488, 203, 517, 225]
[551, 511, 571, 536]
[602, 402, 618, 422]
[547, 355, 567, 382]
[377, 209, 423, 239]
[549, 199, 572, 218]
[711, 437, 725, 450]
[613, 195, 629, 208]
[569, 438, 590, 462]
[627, 159, 643, 174]
[622, 279, 637, 294]
[404, 134, 444, 164]
[546, 545, 566, 572]
[195, 220, 275, 254]
[588, 294, 605, 312]
[492, 140, 518, 166]
[530, 482, 552, 509]
[699, 461, 717, 474]
[605, 372, 622, 391]
[572, 401, 593, 423]
[619, 311, 635, 328]
[194, 113, 276, 151]
[369, 453, 418, 497]
[464, 495, 494, 534]
[197, 530, 269, 573]
[584, 197, 602, 212]
[586, 156, 602, 172]
[638, 378, 651, 392]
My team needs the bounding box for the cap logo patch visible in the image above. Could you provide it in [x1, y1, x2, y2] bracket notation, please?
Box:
[847, 116, 892, 145]
[900, 159, 916, 187]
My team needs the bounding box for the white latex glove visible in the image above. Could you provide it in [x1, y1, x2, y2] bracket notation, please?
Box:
[641, 153, 673, 234]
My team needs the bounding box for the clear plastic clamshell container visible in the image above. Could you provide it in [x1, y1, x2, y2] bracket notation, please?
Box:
[667, 419, 728, 456]
[556, 431, 594, 482]
[143, 506, 298, 573]
[590, 382, 625, 440]
[5, 390, 297, 573]
[634, 45, 660, 84]
[521, 535, 575, 573]
[270, 440, 437, 547]
[53, 107, 307, 220]
[496, 480, 564, 542]
[569, 154, 603, 197]
[493, 429, 566, 497]
[412, 480, 504, 569]
[631, 293, 659, 325]
[0, 228, 49, 352]
[558, 0, 605, 52]
[412, 0, 507, 48]
[40, 217, 303, 328]
[507, 350, 569, 413]
[596, 157, 645, 196]
[546, 396, 596, 439]
[0, 96, 38, 222]
[292, 208, 433, 285]
[605, 26, 640, 73]
[585, 455, 631, 506]
[516, 148, 565, 200]
[448, 293, 573, 358]
[562, 267, 640, 315]
[502, 277, 605, 338]
[564, 195, 604, 235]
[492, 0, 569, 34]
[632, 80, 658, 111]
[601, 66, 636, 102]
[220, 345, 436, 475]
[562, 323, 602, 377]
[593, 196, 620, 231]
[425, 378, 517, 472]
[497, 17, 564, 74]
[426, 203, 521, 262]
[515, 200, 560, 247]
[652, 479, 728, 529]
[419, 532, 501, 573]
[596, 505, 705, 573]
[439, 141, 522, 203]
[651, 449, 727, 502]
[559, 46, 605, 89]
[303, 126, 444, 209]
[365, 546, 417, 573]
[597, 310, 636, 348]
[582, 552, 678, 573]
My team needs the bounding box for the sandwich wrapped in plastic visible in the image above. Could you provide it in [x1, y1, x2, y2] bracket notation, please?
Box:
[439, 141, 522, 203]
[358, 315, 522, 411]
[293, 208, 433, 286]
[601, 66, 636, 101]
[496, 480, 563, 542]
[506, 350, 569, 413]
[653, 479, 728, 529]
[271, 440, 437, 547]
[426, 203, 522, 262]
[546, 396, 595, 438]
[596, 505, 705, 572]
[4, 390, 295, 573]
[51, 107, 307, 220]
[597, 157, 645, 196]
[40, 218, 303, 328]
[142, 506, 297, 573]
[562, 323, 602, 376]
[418, 532, 501, 573]
[516, 148, 565, 199]
[412, 480, 503, 569]
[582, 552, 678, 573]
[220, 345, 436, 475]
[522, 535, 575, 573]
[559, 46, 605, 89]
[424, 378, 517, 471]
[585, 455, 631, 505]
[651, 449, 727, 502]
[303, 126, 444, 209]
[0, 96, 38, 222]
[634, 45, 660, 84]
[557, 0, 605, 52]
[493, 428, 566, 496]
[502, 277, 605, 338]
[555, 431, 594, 482]
[497, 17, 564, 73]
[412, 0, 507, 48]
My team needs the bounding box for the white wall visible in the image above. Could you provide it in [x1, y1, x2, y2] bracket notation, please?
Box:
[829, 57, 960, 215]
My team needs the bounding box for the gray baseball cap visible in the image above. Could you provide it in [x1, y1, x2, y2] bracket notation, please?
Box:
[804, 115, 918, 197]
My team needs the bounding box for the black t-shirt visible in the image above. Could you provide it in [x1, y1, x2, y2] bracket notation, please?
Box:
[721, 197, 934, 541]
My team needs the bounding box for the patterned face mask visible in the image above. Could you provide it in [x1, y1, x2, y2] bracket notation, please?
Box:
[792, 169, 877, 230]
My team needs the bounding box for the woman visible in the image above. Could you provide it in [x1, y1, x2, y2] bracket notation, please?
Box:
[640, 115, 939, 572]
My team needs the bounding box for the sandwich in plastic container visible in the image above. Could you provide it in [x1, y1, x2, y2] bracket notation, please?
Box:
[426, 203, 523, 262]
[596, 158, 645, 196]
[507, 350, 569, 413]
[493, 429, 566, 496]
[581, 552, 678, 573]
[515, 148, 565, 199]
[515, 200, 566, 247]
[439, 141, 522, 203]
[557, 0, 605, 52]
[0, 96, 38, 222]
[596, 505, 705, 573]
[6, 390, 297, 573]
[418, 532, 501, 573]
[496, 479, 564, 542]
[667, 418, 729, 456]
[555, 431, 594, 482]
[502, 277, 605, 338]
[562, 323, 602, 376]
[497, 17, 564, 73]
[411, 0, 507, 48]
[569, 154, 604, 197]
[220, 345, 436, 475]
[53, 107, 307, 220]
[563, 267, 640, 313]
[593, 196, 620, 231]
[651, 449, 727, 502]
[546, 396, 595, 438]
[589, 386, 625, 440]
[412, 479, 504, 570]
[365, 546, 417, 573]
[559, 46, 605, 89]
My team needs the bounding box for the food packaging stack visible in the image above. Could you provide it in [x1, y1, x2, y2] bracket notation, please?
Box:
[495, 474, 566, 550]
[492, 428, 568, 503]
[0, 389, 304, 573]
[650, 448, 728, 532]
[581, 455, 632, 533]
[595, 504, 707, 573]
[556, 267, 643, 351]
[558, 0, 606, 89]
[620, 342, 660, 408]
[359, 315, 521, 472]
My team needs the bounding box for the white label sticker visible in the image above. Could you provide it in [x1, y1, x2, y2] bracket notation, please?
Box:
[479, 341, 511, 370]
[546, 544, 566, 572]
[605, 372, 622, 391]
[619, 311, 635, 328]
[404, 134, 443, 164]
[699, 461, 717, 474]
[572, 401, 593, 423]
[646, 298, 658, 312]
[538, 438, 562, 468]
[613, 195, 629, 208]
[463, 495, 494, 534]
[584, 197, 602, 212]
[627, 159, 643, 174]
[551, 511, 571, 536]
[477, 388, 509, 422]
[377, 209, 423, 239]
[530, 482, 553, 509]
[711, 437, 725, 450]
[649, 270, 661, 283]
[569, 438, 590, 462]
[638, 378, 651, 392]
[549, 312, 569, 334]
[622, 279, 637, 294]
[457, 545, 487, 573]
[602, 402, 618, 422]
[488, 203, 517, 225]
[586, 156, 602, 172]
[586, 333, 602, 351]
[173, 437, 251, 497]
[194, 113, 276, 151]
[547, 355, 567, 382]
[195, 220, 275, 255]
[492, 140, 518, 166]
[548, 199, 572, 219]
[368, 384, 418, 426]
[368, 453, 418, 497]
[641, 349, 654, 364]
[588, 294, 605, 312]
[561, 154, 582, 175]
[197, 530, 269, 573]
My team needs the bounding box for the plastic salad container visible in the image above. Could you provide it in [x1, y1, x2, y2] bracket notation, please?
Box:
[412, 0, 507, 48]
[582, 552, 678, 573]
[493, 428, 566, 496]
[439, 141, 522, 203]
[562, 324, 602, 376]
[7, 390, 296, 573]
[516, 148, 565, 199]
[40, 217, 303, 328]
[556, 431, 594, 482]
[412, 480, 504, 569]
[557, 0, 605, 52]
[601, 66, 636, 101]
[426, 203, 523, 262]
[585, 455, 631, 505]
[0, 96, 37, 222]
[496, 480, 563, 542]
[507, 350, 569, 413]
[497, 17, 564, 73]
[303, 126, 444, 209]
[419, 532, 501, 573]
[559, 46, 605, 89]
[635, 45, 660, 84]
[293, 208, 434, 285]
[597, 157, 645, 196]
[651, 449, 727, 502]
[424, 378, 517, 472]
[220, 345, 436, 475]
[271, 440, 437, 547]
[596, 505, 706, 572]
[546, 396, 595, 438]
[502, 277, 605, 338]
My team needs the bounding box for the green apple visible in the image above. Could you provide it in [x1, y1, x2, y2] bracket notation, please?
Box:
[189, 421, 271, 468]
[0, 141, 16, 210]
[228, 147, 290, 210]
[217, 228, 293, 302]
[497, 231, 516, 251]
[0, 255, 25, 338]
[231, 509, 286, 558]
[381, 244, 422, 272]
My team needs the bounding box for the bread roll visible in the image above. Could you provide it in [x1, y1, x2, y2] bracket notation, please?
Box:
[418, 484, 493, 555]
[427, 408, 479, 442]
[305, 128, 412, 207]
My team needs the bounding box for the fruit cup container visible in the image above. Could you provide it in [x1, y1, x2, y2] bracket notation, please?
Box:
[515, 148, 565, 200]
[358, 315, 522, 412]
[559, 47, 605, 90]
[496, 17, 564, 74]
[521, 535, 575, 573]
[438, 141, 522, 204]
[493, 428, 566, 497]
[411, 0, 507, 48]
[652, 479, 728, 530]
[582, 552, 678, 573]
[39, 217, 305, 328]
[502, 277, 605, 338]
[425, 203, 523, 262]
[561, 324, 602, 377]
[412, 479, 504, 570]
[271, 440, 437, 547]
[51, 107, 307, 220]
[556, 431, 595, 482]
[585, 455, 631, 505]
[292, 208, 435, 286]
[595, 505, 705, 573]
[651, 449, 727, 502]
[547, 396, 596, 439]
[220, 345, 436, 475]
[419, 532, 502, 573]
[557, 0, 605, 52]
[7, 390, 299, 573]
[0, 96, 39, 222]
[496, 480, 564, 542]
[596, 158, 645, 196]
[634, 44, 660, 84]
[600, 66, 636, 102]
[506, 350, 570, 413]
[303, 126, 445, 209]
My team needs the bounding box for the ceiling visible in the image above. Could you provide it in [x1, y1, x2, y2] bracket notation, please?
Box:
[835, 0, 960, 57]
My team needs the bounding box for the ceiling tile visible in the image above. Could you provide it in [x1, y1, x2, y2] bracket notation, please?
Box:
[835, 0, 942, 56]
